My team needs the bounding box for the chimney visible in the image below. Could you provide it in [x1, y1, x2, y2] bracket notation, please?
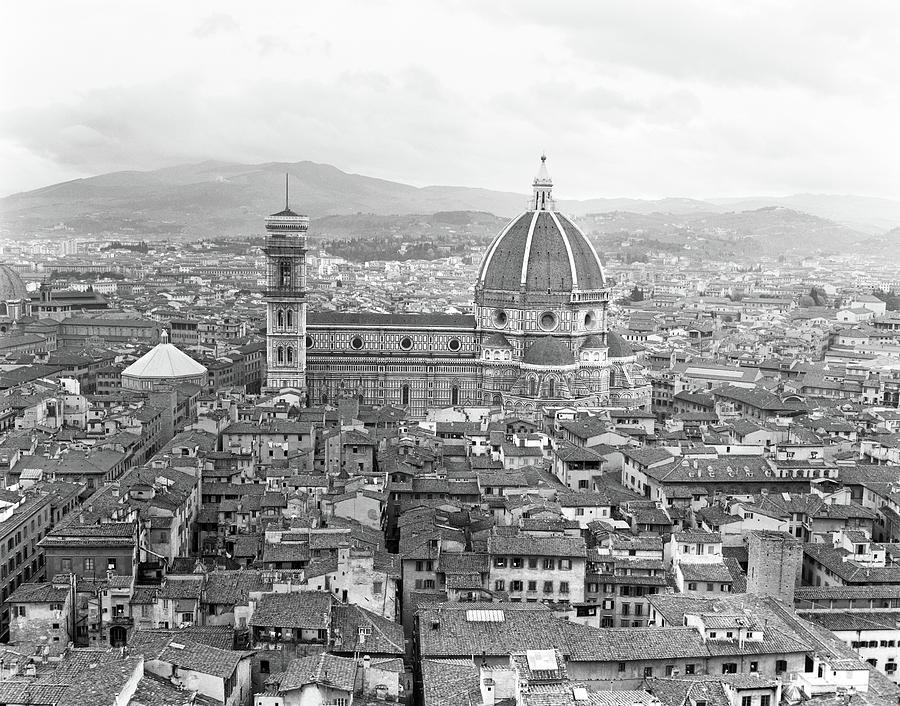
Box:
[480, 672, 496, 706]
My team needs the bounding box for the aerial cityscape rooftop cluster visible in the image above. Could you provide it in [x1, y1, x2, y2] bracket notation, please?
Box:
[0, 158, 899, 706]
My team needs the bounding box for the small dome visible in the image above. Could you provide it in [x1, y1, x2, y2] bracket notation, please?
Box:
[606, 331, 635, 359]
[580, 334, 605, 350]
[122, 342, 207, 379]
[0, 265, 28, 301]
[522, 337, 576, 367]
[483, 333, 513, 348]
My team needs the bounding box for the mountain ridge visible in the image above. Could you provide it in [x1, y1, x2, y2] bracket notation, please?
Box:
[1, 160, 898, 241]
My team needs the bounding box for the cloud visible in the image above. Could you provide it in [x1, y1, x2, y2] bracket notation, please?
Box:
[477, 0, 899, 95]
[0, 68, 474, 185]
[0, 0, 897, 199]
[192, 12, 239, 38]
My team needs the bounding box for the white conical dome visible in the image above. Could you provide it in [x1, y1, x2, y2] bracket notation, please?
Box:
[122, 341, 206, 379]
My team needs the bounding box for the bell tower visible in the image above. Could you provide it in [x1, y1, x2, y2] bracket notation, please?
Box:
[264, 175, 308, 396]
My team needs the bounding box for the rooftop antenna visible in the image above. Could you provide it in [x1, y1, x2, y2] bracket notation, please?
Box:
[285, 172, 289, 210]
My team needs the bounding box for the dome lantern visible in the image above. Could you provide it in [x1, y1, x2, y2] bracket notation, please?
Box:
[532, 154, 554, 211]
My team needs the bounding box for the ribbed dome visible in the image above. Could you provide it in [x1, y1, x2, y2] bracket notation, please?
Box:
[0, 265, 28, 301]
[606, 331, 635, 359]
[122, 342, 207, 379]
[522, 337, 576, 367]
[475, 157, 605, 304]
[477, 211, 605, 295]
[580, 334, 605, 350]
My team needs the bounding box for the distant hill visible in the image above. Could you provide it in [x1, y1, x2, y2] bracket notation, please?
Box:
[708, 194, 900, 234]
[1, 160, 898, 245]
[581, 206, 884, 257]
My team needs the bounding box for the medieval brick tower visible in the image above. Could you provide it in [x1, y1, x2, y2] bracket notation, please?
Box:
[263, 176, 308, 395]
[747, 530, 803, 604]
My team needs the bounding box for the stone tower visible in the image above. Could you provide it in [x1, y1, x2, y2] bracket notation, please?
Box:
[264, 176, 308, 395]
[747, 530, 803, 604]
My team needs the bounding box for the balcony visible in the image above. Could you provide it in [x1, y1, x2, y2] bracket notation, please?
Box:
[265, 214, 309, 230]
[262, 288, 307, 300]
[570, 289, 610, 304]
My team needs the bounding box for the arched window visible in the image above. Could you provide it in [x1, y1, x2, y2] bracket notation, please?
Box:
[548, 378, 556, 398]
[451, 385, 460, 405]
[276, 346, 284, 364]
[529, 377, 537, 397]
[277, 309, 284, 328]
[286, 346, 293, 364]
[286, 309, 293, 328]
[401, 384, 410, 406]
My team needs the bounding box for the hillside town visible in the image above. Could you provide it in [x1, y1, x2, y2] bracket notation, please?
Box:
[1, 163, 900, 706]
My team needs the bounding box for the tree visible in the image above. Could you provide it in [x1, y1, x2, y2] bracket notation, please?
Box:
[629, 286, 644, 302]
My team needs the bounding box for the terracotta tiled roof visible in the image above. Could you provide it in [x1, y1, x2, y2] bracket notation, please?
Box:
[522, 337, 576, 367]
[250, 591, 332, 629]
[279, 653, 357, 693]
[477, 211, 605, 294]
[417, 602, 565, 658]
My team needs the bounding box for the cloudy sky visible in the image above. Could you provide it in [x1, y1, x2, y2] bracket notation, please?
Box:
[1, 0, 898, 199]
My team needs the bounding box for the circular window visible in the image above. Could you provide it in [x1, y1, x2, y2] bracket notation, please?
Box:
[305, 335, 314, 348]
[448, 338, 461, 352]
[350, 336, 364, 350]
[400, 337, 413, 351]
[539, 311, 557, 331]
[492, 309, 508, 328]
[584, 311, 597, 329]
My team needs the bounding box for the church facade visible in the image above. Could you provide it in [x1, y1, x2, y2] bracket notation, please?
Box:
[264, 157, 650, 420]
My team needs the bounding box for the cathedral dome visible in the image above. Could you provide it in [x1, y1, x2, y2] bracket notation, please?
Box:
[522, 336, 576, 368]
[476, 157, 605, 303]
[0, 265, 28, 302]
